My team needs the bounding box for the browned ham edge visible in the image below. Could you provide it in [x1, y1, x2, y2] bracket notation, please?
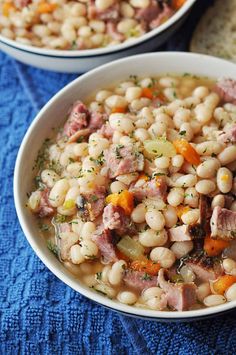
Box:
[215, 78, 236, 104]
[158, 269, 197, 311]
[123, 270, 158, 291]
[184, 253, 222, 282]
[91, 225, 118, 264]
[210, 207, 236, 240]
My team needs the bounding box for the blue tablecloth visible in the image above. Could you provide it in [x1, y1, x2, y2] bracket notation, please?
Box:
[1, 1, 236, 354]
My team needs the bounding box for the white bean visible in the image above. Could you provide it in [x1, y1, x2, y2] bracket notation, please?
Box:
[225, 283, 236, 301]
[117, 291, 137, 305]
[41, 169, 59, 188]
[163, 205, 178, 228]
[110, 181, 126, 193]
[70, 245, 85, 264]
[195, 180, 216, 195]
[172, 155, 184, 168]
[203, 295, 226, 307]
[196, 159, 220, 179]
[49, 179, 69, 207]
[184, 187, 199, 208]
[125, 86, 142, 102]
[80, 222, 96, 240]
[194, 103, 212, 124]
[174, 174, 197, 188]
[80, 240, 98, 259]
[179, 265, 195, 282]
[145, 210, 165, 231]
[196, 283, 211, 302]
[211, 194, 225, 209]
[196, 141, 223, 156]
[142, 287, 163, 301]
[150, 247, 176, 268]
[218, 146, 236, 165]
[108, 260, 126, 286]
[181, 209, 199, 225]
[105, 95, 127, 109]
[139, 229, 167, 247]
[217, 167, 233, 193]
[171, 241, 193, 259]
[28, 191, 41, 211]
[131, 203, 146, 223]
[154, 156, 170, 169]
[109, 113, 134, 134]
[223, 258, 236, 274]
[167, 187, 184, 207]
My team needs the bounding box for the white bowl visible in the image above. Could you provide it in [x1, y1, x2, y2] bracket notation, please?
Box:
[14, 52, 236, 321]
[0, 0, 196, 73]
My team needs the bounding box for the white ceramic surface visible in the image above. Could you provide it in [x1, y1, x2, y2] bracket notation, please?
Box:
[0, 0, 196, 73]
[14, 52, 236, 320]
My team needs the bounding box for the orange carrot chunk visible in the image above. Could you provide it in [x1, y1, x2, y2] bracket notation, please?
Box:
[173, 0, 186, 10]
[204, 236, 229, 257]
[37, 2, 57, 14]
[130, 258, 160, 276]
[173, 139, 201, 166]
[141, 87, 153, 99]
[2, 2, 15, 16]
[213, 275, 236, 295]
[106, 190, 134, 215]
[111, 107, 127, 113]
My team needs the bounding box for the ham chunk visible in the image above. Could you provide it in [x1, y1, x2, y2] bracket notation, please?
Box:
[91, 225, 118, 264]
[169, 225, 192, 242]
[129, 177, 167, 201]
[135, 0, 160, 23]
[89, 2, 120, 21]
[150, 4, 174, 29]
[98, 123, 114, 139]
[210, 207, 236, 240]
[63, 101, 90, 137]
[215, 78, 236, 104]
[14, 0, 31, 8]
[37, 189, 54, 218]
[185, 253, 222, 282]
[107, 22, 125, 41]
[88, 111, 107, 131]
[158, 269, 197, 311]
[103, 204, 136, 236]
[219, 125, 236, 144]
[78, 187, 106, 221]
[123, 270, 158, 291]
[104, 144, 144, 178]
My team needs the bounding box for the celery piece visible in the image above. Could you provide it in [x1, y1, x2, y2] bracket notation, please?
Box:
[117, 236, 144, 260]
[144, 138, 176, 158]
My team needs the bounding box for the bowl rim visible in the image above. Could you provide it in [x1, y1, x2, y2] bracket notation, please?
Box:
[0, 0, 196, 58]
[14, 51, 236, 320]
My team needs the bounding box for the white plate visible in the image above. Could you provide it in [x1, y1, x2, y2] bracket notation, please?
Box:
[14, 52, 236, 320]
[0, 0, 196, 72]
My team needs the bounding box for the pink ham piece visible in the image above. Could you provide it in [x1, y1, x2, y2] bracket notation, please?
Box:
[158, 269, 197, 311]
[37, 189, 54, 218]
[104, 144, 144, 178]
[150, 3, 174, 29]
[88, 111, 107, 130]
[186, 261, 221, 282]
[63, 101, 90, 137]
[169, 225, 192, 242]
[107, 22, 125, 42]
[215, 78, 236, 104]
[98, 123, 114, 139]
[80, 186, 106, 221]
[135, 0, 160, 23]
[129, 177, 167, 201]
[218, 125, 236, 144]
[103, 204, 136, 236]
[91, 225, 118, 264]
[88, 1, 119, 21]
[210, 207, 236, 240]
[14, 0, 31, 8]
[123, 270, 158, 291]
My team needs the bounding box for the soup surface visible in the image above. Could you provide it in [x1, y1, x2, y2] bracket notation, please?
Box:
[0, 0, 185, 50]
[28, 73, 236, 311]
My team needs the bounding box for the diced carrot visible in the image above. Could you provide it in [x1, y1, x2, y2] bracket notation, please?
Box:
[173, 0, 186, 10]
[138, 173, 149, 182]
[106, 190, 134, 215]
[173, 139, 201, 166]
[37, 2, 57, 14]
[2, 2, 15, 16]
[204, 236, 229, 257]
[131, 258, 160, 276]
[111, 107, 127, 114]
[176, 205, 190, 219]
[116, 249, 130, 263]
[141, 87, 153, 99]
[212, 275, 236, 295]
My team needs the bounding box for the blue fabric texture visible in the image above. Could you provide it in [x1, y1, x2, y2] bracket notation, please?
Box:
[1, 1, 236, 354]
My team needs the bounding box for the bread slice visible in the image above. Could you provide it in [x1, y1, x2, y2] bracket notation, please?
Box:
[190, 0, 236, 62]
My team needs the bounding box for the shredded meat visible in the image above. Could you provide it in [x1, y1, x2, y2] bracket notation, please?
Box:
[210, 207, 236, 240]
[123, 270, 158, 291]
[129, 177, 167, 201]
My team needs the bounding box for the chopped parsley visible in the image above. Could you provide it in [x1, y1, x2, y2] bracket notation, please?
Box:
[96, 272, 102, 280]
[90, 195, 99, 202]
[141, 273, 152, 281]
[179, 130, 186, 136]
[77, 136, 85, 143]
[54, 214, 67, 223]
[211, 153, 217, 157]
[231, 231, 236, 238]
[39, 223, 51, 232]
[47, 240, 59, 257]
